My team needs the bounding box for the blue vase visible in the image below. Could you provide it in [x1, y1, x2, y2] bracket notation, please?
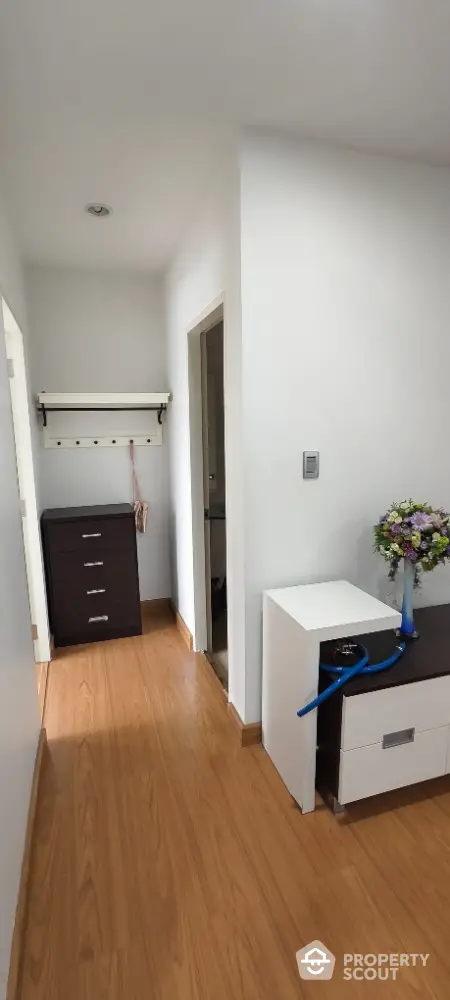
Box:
[400, 558, 418, 638]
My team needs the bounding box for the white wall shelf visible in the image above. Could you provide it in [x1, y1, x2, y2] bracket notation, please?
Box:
[36, 392, 170, 408]
[36, 392, 171, 448]
[37, 391, 170, 421]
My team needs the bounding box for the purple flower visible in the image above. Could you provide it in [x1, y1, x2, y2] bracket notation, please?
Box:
[420, 541, 429, 550]
[405, 546, 418, 560]
[410, 513, 434, 530]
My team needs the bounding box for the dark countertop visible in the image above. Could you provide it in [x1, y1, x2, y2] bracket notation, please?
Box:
[42, 503, 134, 522]
[320, 605, 450, 696]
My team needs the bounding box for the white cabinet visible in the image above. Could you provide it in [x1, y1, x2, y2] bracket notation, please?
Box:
[262, 581, 401, 814]
[262, 584, 450, 813]
[337, 675, 450, 805]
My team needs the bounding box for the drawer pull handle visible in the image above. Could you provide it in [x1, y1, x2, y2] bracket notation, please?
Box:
[382, 728, 415, 749]
[82, 532, 102, 538]
[86, 588, 106, 595]
[88, 615, 109, 623]
[84, 561, 104, 567]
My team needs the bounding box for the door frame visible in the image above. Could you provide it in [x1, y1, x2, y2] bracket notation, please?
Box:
[2, 297, 51, 664]
[199, 328, 213, 651]
[187, 296, 224, 652]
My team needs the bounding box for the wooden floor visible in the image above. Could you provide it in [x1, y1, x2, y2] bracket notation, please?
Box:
[19, 606, 450, 999]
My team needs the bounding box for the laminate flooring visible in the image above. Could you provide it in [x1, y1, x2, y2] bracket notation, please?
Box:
[19, 605, 450, 999]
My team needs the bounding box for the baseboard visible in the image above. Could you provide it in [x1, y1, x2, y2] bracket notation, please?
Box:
[228, 703, 262, 747]
[169, 600, 193, 651]
[141, 597, 172, 615]
[7, 727, 47, 1000]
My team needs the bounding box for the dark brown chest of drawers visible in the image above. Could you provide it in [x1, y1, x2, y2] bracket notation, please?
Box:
[42, 504, 142, 647]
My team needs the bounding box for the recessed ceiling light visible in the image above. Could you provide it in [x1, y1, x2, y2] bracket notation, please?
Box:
[85, 203, 112, 218]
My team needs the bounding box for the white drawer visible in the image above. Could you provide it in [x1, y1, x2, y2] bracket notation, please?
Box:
[341, 676, 450, 751]
[338, 725, 448, 804]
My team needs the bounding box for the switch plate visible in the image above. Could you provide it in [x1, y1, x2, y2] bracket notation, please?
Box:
[303, 451, 319, 479]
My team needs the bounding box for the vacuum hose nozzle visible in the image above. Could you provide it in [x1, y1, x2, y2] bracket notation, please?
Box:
[297, 639, 406, 719]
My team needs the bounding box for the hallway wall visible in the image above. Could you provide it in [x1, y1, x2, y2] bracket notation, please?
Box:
[27, 264, 170, 600]
[165, 150, 247, 719]
[0, 179, 40, 998]
[239, 131, 450, 721]
[165, 132, 450, 726]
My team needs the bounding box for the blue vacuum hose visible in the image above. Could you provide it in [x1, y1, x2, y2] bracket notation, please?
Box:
[296, 639, 406, 719]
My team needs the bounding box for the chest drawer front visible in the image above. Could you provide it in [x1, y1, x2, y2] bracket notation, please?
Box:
[52, 591, 141, 634]
[341, 676, 450, 751]
[338, 726, 449, 805]
[46, 516, 133, 554]
[49, 546, 138, 596]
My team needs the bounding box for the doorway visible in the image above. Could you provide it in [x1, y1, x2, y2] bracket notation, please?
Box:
[2, 298, 51, 691]
[201, 321, 228, 687]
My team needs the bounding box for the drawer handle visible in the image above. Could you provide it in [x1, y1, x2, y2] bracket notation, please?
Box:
[82, 532, 102, 538]
[86, 588, 106, 595]
[88, 615, 109, 623]
[84, 561, 104, 567]
[382, 727, 415, 749]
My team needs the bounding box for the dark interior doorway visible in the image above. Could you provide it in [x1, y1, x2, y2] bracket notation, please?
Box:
[201, 320, 227, 688]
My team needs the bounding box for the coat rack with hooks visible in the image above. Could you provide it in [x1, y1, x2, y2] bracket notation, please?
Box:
[36, 392, 171, 449]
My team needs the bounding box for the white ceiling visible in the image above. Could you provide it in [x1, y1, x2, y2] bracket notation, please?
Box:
[2, 0, 450, 271]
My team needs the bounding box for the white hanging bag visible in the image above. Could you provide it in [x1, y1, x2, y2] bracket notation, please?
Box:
[129, 441, 148, 533]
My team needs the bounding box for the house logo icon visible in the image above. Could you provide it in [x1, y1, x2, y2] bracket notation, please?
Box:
[296, 940, 336, 981]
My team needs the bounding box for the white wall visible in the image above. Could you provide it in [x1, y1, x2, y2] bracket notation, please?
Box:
[240, 132, 450, 720]
[0, 181, 40, 997]
[165, 152, 247, 716]
[166, 180, 227, 631]
[27, 265, 170, 600]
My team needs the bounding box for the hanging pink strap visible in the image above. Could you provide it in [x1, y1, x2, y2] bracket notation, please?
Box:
[129, 441, 142, 504]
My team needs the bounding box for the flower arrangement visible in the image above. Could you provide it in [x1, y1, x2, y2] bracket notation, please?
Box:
[374, 500, 450, 585]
